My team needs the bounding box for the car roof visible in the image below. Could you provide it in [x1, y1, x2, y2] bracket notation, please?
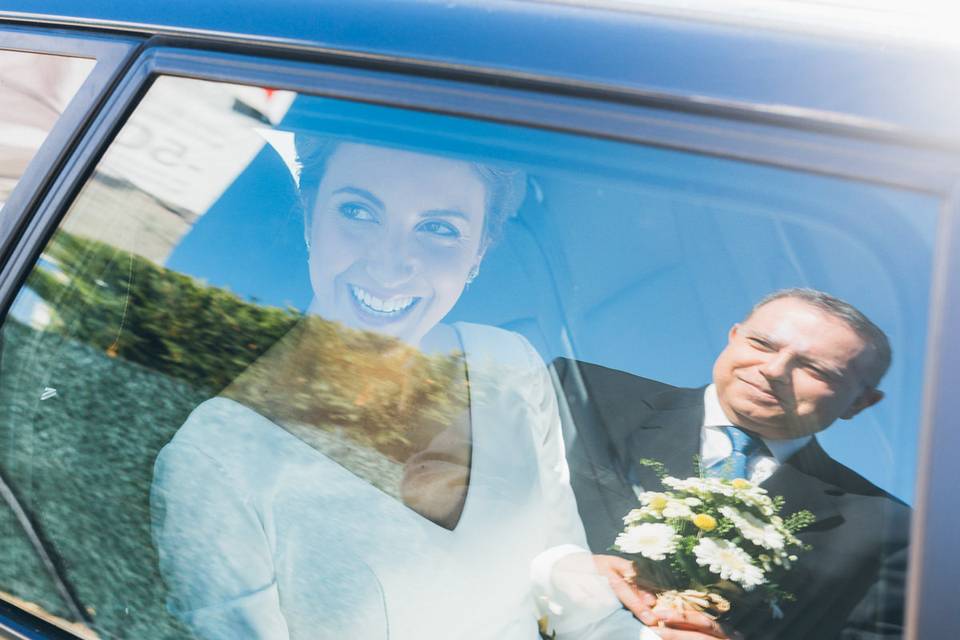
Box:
[0, 0, 958, 142]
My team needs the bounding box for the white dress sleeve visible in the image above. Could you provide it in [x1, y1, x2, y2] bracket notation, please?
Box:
[515, 337, 659, 640]
[151, 437, 291, 640]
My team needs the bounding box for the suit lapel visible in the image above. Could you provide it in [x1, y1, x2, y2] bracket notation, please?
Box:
[554, 359, 644, 507]
[554, 361, 702, 512]
[761, 438, 842, 527]
[622, 386, 704, 491]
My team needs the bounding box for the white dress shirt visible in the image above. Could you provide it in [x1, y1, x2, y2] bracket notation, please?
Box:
[701, 384, 810, 484]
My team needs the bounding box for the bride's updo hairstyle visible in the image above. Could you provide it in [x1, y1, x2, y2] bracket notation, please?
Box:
[294, 134, 528, 255]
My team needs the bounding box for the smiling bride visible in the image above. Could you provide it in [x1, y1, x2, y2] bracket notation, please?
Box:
[149, 110, 655, 640]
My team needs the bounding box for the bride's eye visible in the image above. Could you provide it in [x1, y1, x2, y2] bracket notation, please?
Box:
[339, 202, 378, 222]
[417, 219, 461, 239]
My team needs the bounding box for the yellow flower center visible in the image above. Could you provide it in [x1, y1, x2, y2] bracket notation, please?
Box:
[731, 478, 752, 490]
[649, 494, 669, 510]
[692, 513, 718, 531]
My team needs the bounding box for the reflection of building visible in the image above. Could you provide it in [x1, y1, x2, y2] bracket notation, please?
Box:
[61, 78, 294, 264]
[62, 173, 200, 267]
[8, 76, 296, 330]
[0, 51, 94, 212]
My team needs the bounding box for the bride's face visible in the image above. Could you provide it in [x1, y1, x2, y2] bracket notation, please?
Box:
[306, 143, 487, 347]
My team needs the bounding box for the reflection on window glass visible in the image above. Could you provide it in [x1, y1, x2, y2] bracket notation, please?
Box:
[0, 50, 94, 214]
[0, 75, 935, 640]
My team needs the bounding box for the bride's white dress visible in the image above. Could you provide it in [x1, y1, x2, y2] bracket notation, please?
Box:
[151, 323, 650, 639]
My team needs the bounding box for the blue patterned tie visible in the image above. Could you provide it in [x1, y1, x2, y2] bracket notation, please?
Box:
[705, 426, 763, 480]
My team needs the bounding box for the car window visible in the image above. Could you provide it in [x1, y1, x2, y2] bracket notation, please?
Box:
[0, 74, 935, 639]
[0, 50, 95, 216]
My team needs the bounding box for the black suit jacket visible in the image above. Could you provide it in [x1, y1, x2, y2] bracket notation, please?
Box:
[553, 358, 910, 640]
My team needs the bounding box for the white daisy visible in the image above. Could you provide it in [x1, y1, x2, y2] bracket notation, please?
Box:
[693, 538, 766, 590]
[623, 508, 655, 524]
[736, 491, 776, 516]
[615, 523, 679, 561]
[719, 506, 785, 550]
[643, 491, 683, 507]
[662, 498, 694, 519]
[664, 476, 735, 497]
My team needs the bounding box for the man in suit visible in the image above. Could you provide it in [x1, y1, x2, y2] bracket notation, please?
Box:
[554, 289, 910, 640]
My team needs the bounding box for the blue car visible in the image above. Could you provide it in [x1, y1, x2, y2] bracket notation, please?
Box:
[0, 1, 957, 638]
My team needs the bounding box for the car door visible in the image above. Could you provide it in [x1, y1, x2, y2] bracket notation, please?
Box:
[0, 18, 957, 640]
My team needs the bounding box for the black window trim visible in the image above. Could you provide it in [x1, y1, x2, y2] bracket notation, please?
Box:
[0, 600, 77, 640]
[0, 27, 141, 640]
[0, 26, 141, 270]
[137, 41, 960, 195]
[0, 41, 955, 640]
[907, 185, 960, 640]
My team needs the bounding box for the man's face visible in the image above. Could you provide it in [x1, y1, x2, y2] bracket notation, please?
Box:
[712, 297, 883, 440]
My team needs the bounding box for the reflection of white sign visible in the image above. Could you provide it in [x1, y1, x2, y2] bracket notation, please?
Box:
[60, 78, 295, 264]
[97, 78, 295, 218]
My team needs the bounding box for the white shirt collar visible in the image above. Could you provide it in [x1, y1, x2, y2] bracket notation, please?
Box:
[702, 384, 811, 465]
[702, 383, 731, 428]
[632, 384, 814, 495]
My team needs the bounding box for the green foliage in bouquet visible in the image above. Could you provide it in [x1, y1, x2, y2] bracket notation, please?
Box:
[614, 459, 814, 613]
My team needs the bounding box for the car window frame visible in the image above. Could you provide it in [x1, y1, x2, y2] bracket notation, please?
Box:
[907, 183, 960, 640]
[0, 36, 956, 640]
[0, 25, 141, 269]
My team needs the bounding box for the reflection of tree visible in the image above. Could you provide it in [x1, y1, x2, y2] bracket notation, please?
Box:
[27, 229, 472, 507]
[221, 317, 477, 528]
[223, 315, 470, 467]
[26, 230, 300, 393]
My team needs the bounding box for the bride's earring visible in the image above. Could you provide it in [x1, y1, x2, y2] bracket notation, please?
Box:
[466, 264, 480, 284]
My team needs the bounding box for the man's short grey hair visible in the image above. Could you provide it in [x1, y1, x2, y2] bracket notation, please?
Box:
[749, 288, 892, 388]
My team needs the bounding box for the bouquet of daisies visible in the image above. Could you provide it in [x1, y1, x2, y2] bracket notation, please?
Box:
[614, 460, 814, 618]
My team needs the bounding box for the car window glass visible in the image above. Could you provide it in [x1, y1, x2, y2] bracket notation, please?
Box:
[0, 74, 935, 639]
[0, 50, 95, 215]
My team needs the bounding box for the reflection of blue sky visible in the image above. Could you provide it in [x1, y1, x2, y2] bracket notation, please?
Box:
[10, 256, 68, 328]
[165, 145, 310, 311]
[9, 288, 49, 327]
[164, 95, 939, 503]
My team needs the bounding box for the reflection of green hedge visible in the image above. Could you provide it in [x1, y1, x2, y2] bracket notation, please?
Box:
[0, 230, 303, 638]
[28, 231, 301, 393]
[0, 319, 203, 639]
[28, 230, 470, 462]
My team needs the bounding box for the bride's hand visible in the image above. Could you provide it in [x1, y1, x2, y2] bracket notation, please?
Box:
[590, 554, 735, 639]
[590, 554, 655, 619]
[647, 607, 735, 639]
